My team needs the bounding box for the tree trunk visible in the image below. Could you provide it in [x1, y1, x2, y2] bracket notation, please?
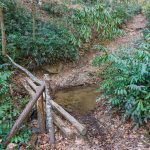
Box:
[0, 8, 6, 55]
[31, 0, 36, 40]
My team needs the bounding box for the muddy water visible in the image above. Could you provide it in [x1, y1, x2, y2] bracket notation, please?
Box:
[55, 85, 99, 114]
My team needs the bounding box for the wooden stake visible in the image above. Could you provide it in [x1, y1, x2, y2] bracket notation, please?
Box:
[44, 74, 55, 144]
[37, 94, 46, 133]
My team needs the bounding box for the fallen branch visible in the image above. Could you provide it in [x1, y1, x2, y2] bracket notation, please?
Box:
[3, 84, 45, 146]
[6, 55, 42, 85]
[23, 75, 87, 135]
[22, 78, 77, 138]
[25, 77, 38, 92]
[21, 79, 46, 133]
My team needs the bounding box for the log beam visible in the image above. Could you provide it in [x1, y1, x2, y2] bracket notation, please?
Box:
[21, 79, 46, 133]
[21, 79, 35, 98]
[51, 100, 87, 135]
[25, 77, 38, 92]
[6, 55, 42, 85]
[3, 84, 45, 146]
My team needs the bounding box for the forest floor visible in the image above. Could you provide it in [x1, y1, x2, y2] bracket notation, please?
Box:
[13, 2, 150, 149]
[29, 14, 150, 150]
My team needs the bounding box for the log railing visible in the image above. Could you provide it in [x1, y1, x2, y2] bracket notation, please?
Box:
[3, 56, 87, 146]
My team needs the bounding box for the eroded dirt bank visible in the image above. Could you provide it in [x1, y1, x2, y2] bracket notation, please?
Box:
[34, 14, 147, 90]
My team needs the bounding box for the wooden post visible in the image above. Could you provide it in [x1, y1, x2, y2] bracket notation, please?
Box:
[44, 74, 55, 144]
[37, 95, 46, 133]
[0, 8, 6, 55]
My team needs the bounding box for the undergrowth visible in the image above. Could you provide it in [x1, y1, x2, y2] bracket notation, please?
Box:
[0, 65, 31, 149]
[93, 5, 150, 126]
[68, 0, 141, 47]
[0, 0, 78, 68]
[0, 0, 141, 67]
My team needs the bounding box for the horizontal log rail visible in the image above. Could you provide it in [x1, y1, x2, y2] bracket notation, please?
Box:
[4, 56, 87, 147]
[3, 83, 45, 146]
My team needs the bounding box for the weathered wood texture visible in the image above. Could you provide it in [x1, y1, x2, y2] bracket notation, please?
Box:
[0, 8, 6, 55]
[53, 112, 74, 139]
[37, 94, 46, 133]
[3, 84, 45, 146]
[51, 100, 87, 135]
[21, 79, 46, 133]
[44, 74, 55, 144]
[21, 79, 35, 98]
[25, 77, 37, 91]
[24, 75, 87, 136]
[6, 55, 42, 85]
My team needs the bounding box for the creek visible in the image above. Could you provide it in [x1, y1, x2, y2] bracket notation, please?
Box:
[55, 85, 99, 114]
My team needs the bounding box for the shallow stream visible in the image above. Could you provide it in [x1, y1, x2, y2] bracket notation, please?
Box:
[55, 85, 99, 114]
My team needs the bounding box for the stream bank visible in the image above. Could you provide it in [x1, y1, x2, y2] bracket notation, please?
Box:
[34, 14, 150, 150]
[12, 14, 150, 150]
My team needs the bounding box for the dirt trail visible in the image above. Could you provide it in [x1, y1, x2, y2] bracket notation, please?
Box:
[106, 14, 147, 51]
[44, 14, 147, 90]
[36, 14, 150, 150]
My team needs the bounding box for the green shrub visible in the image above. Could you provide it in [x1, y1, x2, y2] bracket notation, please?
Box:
[42, 2, 69, 17]
[70, 1, 141, 47]
[93, 36, 150, 127]
[70, 3, 122, 46]
[0, 65, 31, 148]
[143, 1, 150, 29]
[0, 0, 78, 68]
[113, 1, 141, 24]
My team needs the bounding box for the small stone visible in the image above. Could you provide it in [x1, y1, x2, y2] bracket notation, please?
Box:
[7, 143, 17, 150]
